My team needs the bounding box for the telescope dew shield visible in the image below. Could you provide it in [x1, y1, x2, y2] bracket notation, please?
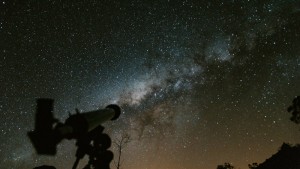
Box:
[83, 105, 121, 132]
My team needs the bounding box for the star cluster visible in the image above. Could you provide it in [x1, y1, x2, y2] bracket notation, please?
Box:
[1, 1, 300, 169]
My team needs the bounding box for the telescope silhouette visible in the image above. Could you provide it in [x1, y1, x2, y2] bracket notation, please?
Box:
[28, 98, 121, 155]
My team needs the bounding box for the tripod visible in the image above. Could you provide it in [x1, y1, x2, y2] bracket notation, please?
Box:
[72, 126, 113, 169]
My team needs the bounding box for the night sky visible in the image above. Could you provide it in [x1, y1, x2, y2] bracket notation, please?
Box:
[1, 0, 300, 169]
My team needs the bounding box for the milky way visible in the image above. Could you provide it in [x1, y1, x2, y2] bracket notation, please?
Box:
[1, 1, 300, 169]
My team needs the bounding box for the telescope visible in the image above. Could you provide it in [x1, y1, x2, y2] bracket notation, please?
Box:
[28, 98, 121, 155]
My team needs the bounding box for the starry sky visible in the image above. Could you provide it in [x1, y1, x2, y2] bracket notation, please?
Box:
[1, 0, 300, 169]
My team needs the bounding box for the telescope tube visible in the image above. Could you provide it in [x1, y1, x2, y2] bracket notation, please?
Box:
[63, 104, 121, 138]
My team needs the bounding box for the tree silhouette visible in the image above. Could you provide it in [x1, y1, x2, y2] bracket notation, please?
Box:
[113, 133, 131, 169]
[217, 162, 235, 169]
[250, 143, 300, 169]
[287, 96, 300, 124]
[248, 163, 259, 169]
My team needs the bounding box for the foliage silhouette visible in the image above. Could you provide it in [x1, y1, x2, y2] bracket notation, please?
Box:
[251, 143, 300, 169]
[248, 163, 258, 169]
[288, 96, 300, 124]
[216, 162, 235, 169]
